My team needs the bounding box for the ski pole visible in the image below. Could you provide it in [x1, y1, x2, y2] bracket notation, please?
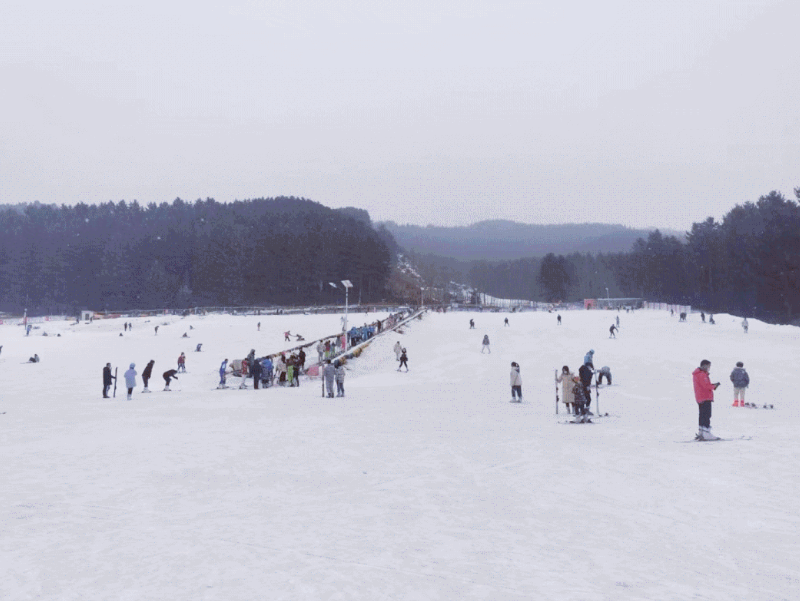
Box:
[113, 367, 118, 398]
[555, 369, 559, 415]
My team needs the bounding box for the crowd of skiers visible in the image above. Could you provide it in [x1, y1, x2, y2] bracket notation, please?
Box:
[103, 358, 179, 400]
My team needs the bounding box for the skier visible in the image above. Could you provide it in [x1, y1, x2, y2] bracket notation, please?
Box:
[195, 344, 202, 352]
[298, 348, 306, 372]
[239, 358, 250, 389]
[709, 314, 715, 324]
[102, 363, 115, 398]
[510, 362, 522, 402]
[323, 360, 336, 398]
[557, 366, 576, 414]
[28, 354, 40, 363]
[730, 361, 749, 407]
[284, 331, 292, 342]
[124, 363, 137, 400]
[163, 369, 179, 391]
[597, 366, 612, 385]
[177, 352, 186, 373]
[316, 340, 324, 363]
[693, 359, 720, 440]
[335, 360, 346, 397]
[609, 324, 617, 338]
[257, 322, 261, 331]
[481, 335, 491, 354]
[579, 362, 594, 414]
[742, 317, 748, 333]
[616, 315, 620, 327]
[469, 319, 475, 329]
[154, 326, 159, 335]
[394, 341, 402, 362]
[398, 348, 408, 372]
[142, 360, 155, 392]
[557, 314, 561, 325]
[262, 356, 274, 387]
[583, 349, 594, 368]
[700, 312, 706, 323]
[504, 317, 509, 327]
[218, 359, 228, 389]
[571, 376, 591, 422]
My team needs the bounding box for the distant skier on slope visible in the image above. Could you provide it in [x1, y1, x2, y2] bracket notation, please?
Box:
[218, 359, 228, 389]
[398, 348, 408, 372]
[481, 335, 491, 354]
[609, 324, 617, 338]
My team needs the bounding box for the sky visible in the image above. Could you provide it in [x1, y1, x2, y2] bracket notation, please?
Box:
[1, 0, 798, 231]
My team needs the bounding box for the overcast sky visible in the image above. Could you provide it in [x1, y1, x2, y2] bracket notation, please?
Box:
[1, 0, 798, 231]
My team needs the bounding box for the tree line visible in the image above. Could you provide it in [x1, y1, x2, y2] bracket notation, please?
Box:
[465, 189, 800, 323]
[0, 197, 394, 315]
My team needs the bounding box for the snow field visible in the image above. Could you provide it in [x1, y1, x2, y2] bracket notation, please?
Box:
[1, 309, 798, 600]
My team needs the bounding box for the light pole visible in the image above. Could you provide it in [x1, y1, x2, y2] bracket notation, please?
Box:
[329, 280, 353, 345]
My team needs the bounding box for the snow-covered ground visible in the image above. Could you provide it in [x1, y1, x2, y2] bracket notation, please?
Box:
[1, 309, 798, 600]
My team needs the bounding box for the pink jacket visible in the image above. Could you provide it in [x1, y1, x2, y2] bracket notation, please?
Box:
[692, 367, 715, 403]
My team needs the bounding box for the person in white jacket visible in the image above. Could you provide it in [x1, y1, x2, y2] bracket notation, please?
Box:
[124, 363, 137, 401]
[393, 341, 402, 362]
[510, 362, 522, 402]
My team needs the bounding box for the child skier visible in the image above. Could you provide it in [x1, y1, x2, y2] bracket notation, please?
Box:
[729, 361, 749, 407]
[177, 352, 186, 373]
[398, 348, 408, 372]
[219, 359, 228, 389]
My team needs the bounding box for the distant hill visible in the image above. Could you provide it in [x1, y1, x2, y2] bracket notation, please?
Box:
[379, 220, 684, 261]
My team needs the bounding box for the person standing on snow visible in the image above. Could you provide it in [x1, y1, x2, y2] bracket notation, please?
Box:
[398, 348, 409, 372]
[571, 376, 590, 422]
[729, 361, 750, 407]
[323, 360, 336, 398]
[481, 335, 491, 354]
[316, 340, 325, 363]
[251, 356, 262, 389]
[177, 352, 186, 373]
[504, 317, 509, 327]
[579, 362, 594, 413]
[693, 359, 720, 440]
[510, 362, 522, 402]
[609, 324, 617, 338]
[219, 359, 228, 389]
[557, 314, 562, 325]
[583, 349, 594, 368]
[742, 318, 748, 333]
[124, 363, 137, 400]
[394, 341, 402, 362]
[557, 366, 576, 414]
[142, 360, 155, 392]
[163, 369, 179, 391]
[335, 361, 346, 397]
[103, 363, 115, 398]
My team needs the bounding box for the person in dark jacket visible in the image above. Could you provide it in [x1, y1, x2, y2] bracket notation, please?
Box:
[579, 363, 594, 412]
[398, 348, 409, 372]
[103, 363, 115, 398]
[729, 361, 750, 407]
[142, 360, 155, 392]
[163, 369, 179, 391]
[251, 356, 262, 389]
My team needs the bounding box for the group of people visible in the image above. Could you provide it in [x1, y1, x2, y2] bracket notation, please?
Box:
[554, 350, 613, 422]
[103, 359, 178, 400]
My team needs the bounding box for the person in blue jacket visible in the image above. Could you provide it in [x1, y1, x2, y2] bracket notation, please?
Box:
[218, 359, 228, 389]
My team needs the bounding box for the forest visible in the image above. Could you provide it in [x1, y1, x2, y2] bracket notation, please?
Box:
[0, 197, 393, 315]
[413, 190, 800, 324]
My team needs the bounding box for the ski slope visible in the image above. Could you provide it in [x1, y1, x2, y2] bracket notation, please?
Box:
[1, 309, 798, 600]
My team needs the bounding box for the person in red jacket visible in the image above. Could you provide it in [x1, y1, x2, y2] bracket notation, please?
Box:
[693, 359, 720, 440]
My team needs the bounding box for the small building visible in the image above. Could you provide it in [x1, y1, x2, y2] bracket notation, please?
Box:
[81, 310, 94, 322]
[585, 298, 643, 310]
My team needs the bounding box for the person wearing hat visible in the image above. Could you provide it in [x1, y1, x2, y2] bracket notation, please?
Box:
[557, 365, 576, 413]
[124, 363, 137, 401]
[102, 363, 115, 398]
[571, 376, 590, 422]
[583, 349, 595, 368]
[729, 361, 750, 407]
[510, 362, 522, 402]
